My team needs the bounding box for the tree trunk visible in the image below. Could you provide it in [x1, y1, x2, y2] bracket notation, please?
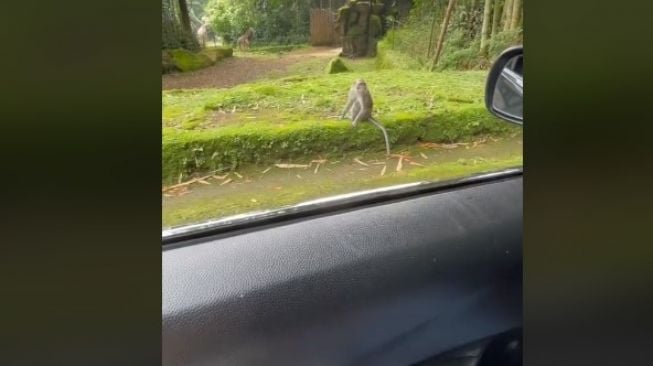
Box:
[491, 0, 503, 37]
[430, 0, 457, 70]
[502, 0, 513, 31]
[480, 0, 493, 55]
[178, 0, 193, 36]
[426, 3, 439, 59]
[510, 0, 522, 30]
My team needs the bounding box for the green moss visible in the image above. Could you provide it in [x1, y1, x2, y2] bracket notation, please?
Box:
[246, 44, 308, 54]
[347, 24, 366, 37]
[168, 48, 214, 72]
[162, 51, 178, 74]
[325, 57, 350, 74]
[372, 3, 385, 15]
[370, 15, 383, 37]
[201, 46, 233, 62]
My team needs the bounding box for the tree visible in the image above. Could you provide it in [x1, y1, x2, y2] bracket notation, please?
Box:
[502, 0, 513, 31]
[205, 0, 311, 44]
[179, 0, 193, 35]
[426, 0, 440, 59]
[429, 0, 457, 70]
[509, 0, 522, 30]
[479, 0, 492, 55]
[491, 0, 503, 37]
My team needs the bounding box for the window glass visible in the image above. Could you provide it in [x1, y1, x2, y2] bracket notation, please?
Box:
[162, 0, 523, 229]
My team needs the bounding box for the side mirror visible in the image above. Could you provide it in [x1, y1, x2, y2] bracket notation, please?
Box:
[485, 45, 523, 125]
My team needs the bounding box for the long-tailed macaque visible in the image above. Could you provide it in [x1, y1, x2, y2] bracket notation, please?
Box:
[196, 23, 216, 48]
[341, 79, 391, 155]
[237, 28, 255, 51]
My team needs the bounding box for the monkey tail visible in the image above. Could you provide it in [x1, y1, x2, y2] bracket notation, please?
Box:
[369, 117, 391, 156]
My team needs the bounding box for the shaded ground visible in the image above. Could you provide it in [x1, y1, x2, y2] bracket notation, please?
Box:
[162, 47, 341, 90]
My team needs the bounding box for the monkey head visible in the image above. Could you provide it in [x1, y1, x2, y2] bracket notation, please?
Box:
[355, 79, 368, 92]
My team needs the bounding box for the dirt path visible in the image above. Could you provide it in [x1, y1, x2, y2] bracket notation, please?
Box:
[162, 133, 523, 228]
[162, 47, 341, 90]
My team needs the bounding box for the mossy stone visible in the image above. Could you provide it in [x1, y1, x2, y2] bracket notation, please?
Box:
[162, 51, 179, 74]
[372, 2, 385, 15]
[370, 15, 383, 37]
[325, 57, 350, 74]
[202, 46, 234, 62]
[168, 48, 214, 72]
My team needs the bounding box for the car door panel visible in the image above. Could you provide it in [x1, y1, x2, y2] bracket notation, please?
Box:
[163, 175, 522, 366]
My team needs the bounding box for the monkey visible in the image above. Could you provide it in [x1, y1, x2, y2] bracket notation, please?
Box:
[341, 79, 391, 155]
[237, 27, 255, 51]
[196, 23, 210, 48]
[196, 22, 218, 49]
[341, 79, 372, 127]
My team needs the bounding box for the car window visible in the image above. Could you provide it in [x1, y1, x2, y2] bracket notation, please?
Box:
[162, 0, 523, 230]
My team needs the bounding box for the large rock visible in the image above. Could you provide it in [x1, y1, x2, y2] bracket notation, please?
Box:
[165, 48, 215, 73]
[335, 0, 394, 58]
[325, 57, 350, 74]
[202, 47, 234, 62]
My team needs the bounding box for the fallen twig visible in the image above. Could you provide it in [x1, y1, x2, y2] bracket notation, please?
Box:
[275, 163, 310, 169]
[354, 158, 369, 167]
[163, 170, 222, 192]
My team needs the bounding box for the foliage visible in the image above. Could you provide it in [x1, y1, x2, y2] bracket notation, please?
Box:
[162, 69, 518, 183]
[205, 0, 310, 45]
[375, 42, 423, 70]
[381, 0, 523, 70]
[162, 0, 200, 50]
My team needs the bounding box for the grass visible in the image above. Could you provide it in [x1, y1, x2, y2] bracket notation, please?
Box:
[162, 153, 522, 227]
[235, 43, 309, 55]
[162, 66, 519, 184]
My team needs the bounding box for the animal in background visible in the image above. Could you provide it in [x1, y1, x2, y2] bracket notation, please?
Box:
[196, 23, 218, 48]
[236, 27, 255, 51]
